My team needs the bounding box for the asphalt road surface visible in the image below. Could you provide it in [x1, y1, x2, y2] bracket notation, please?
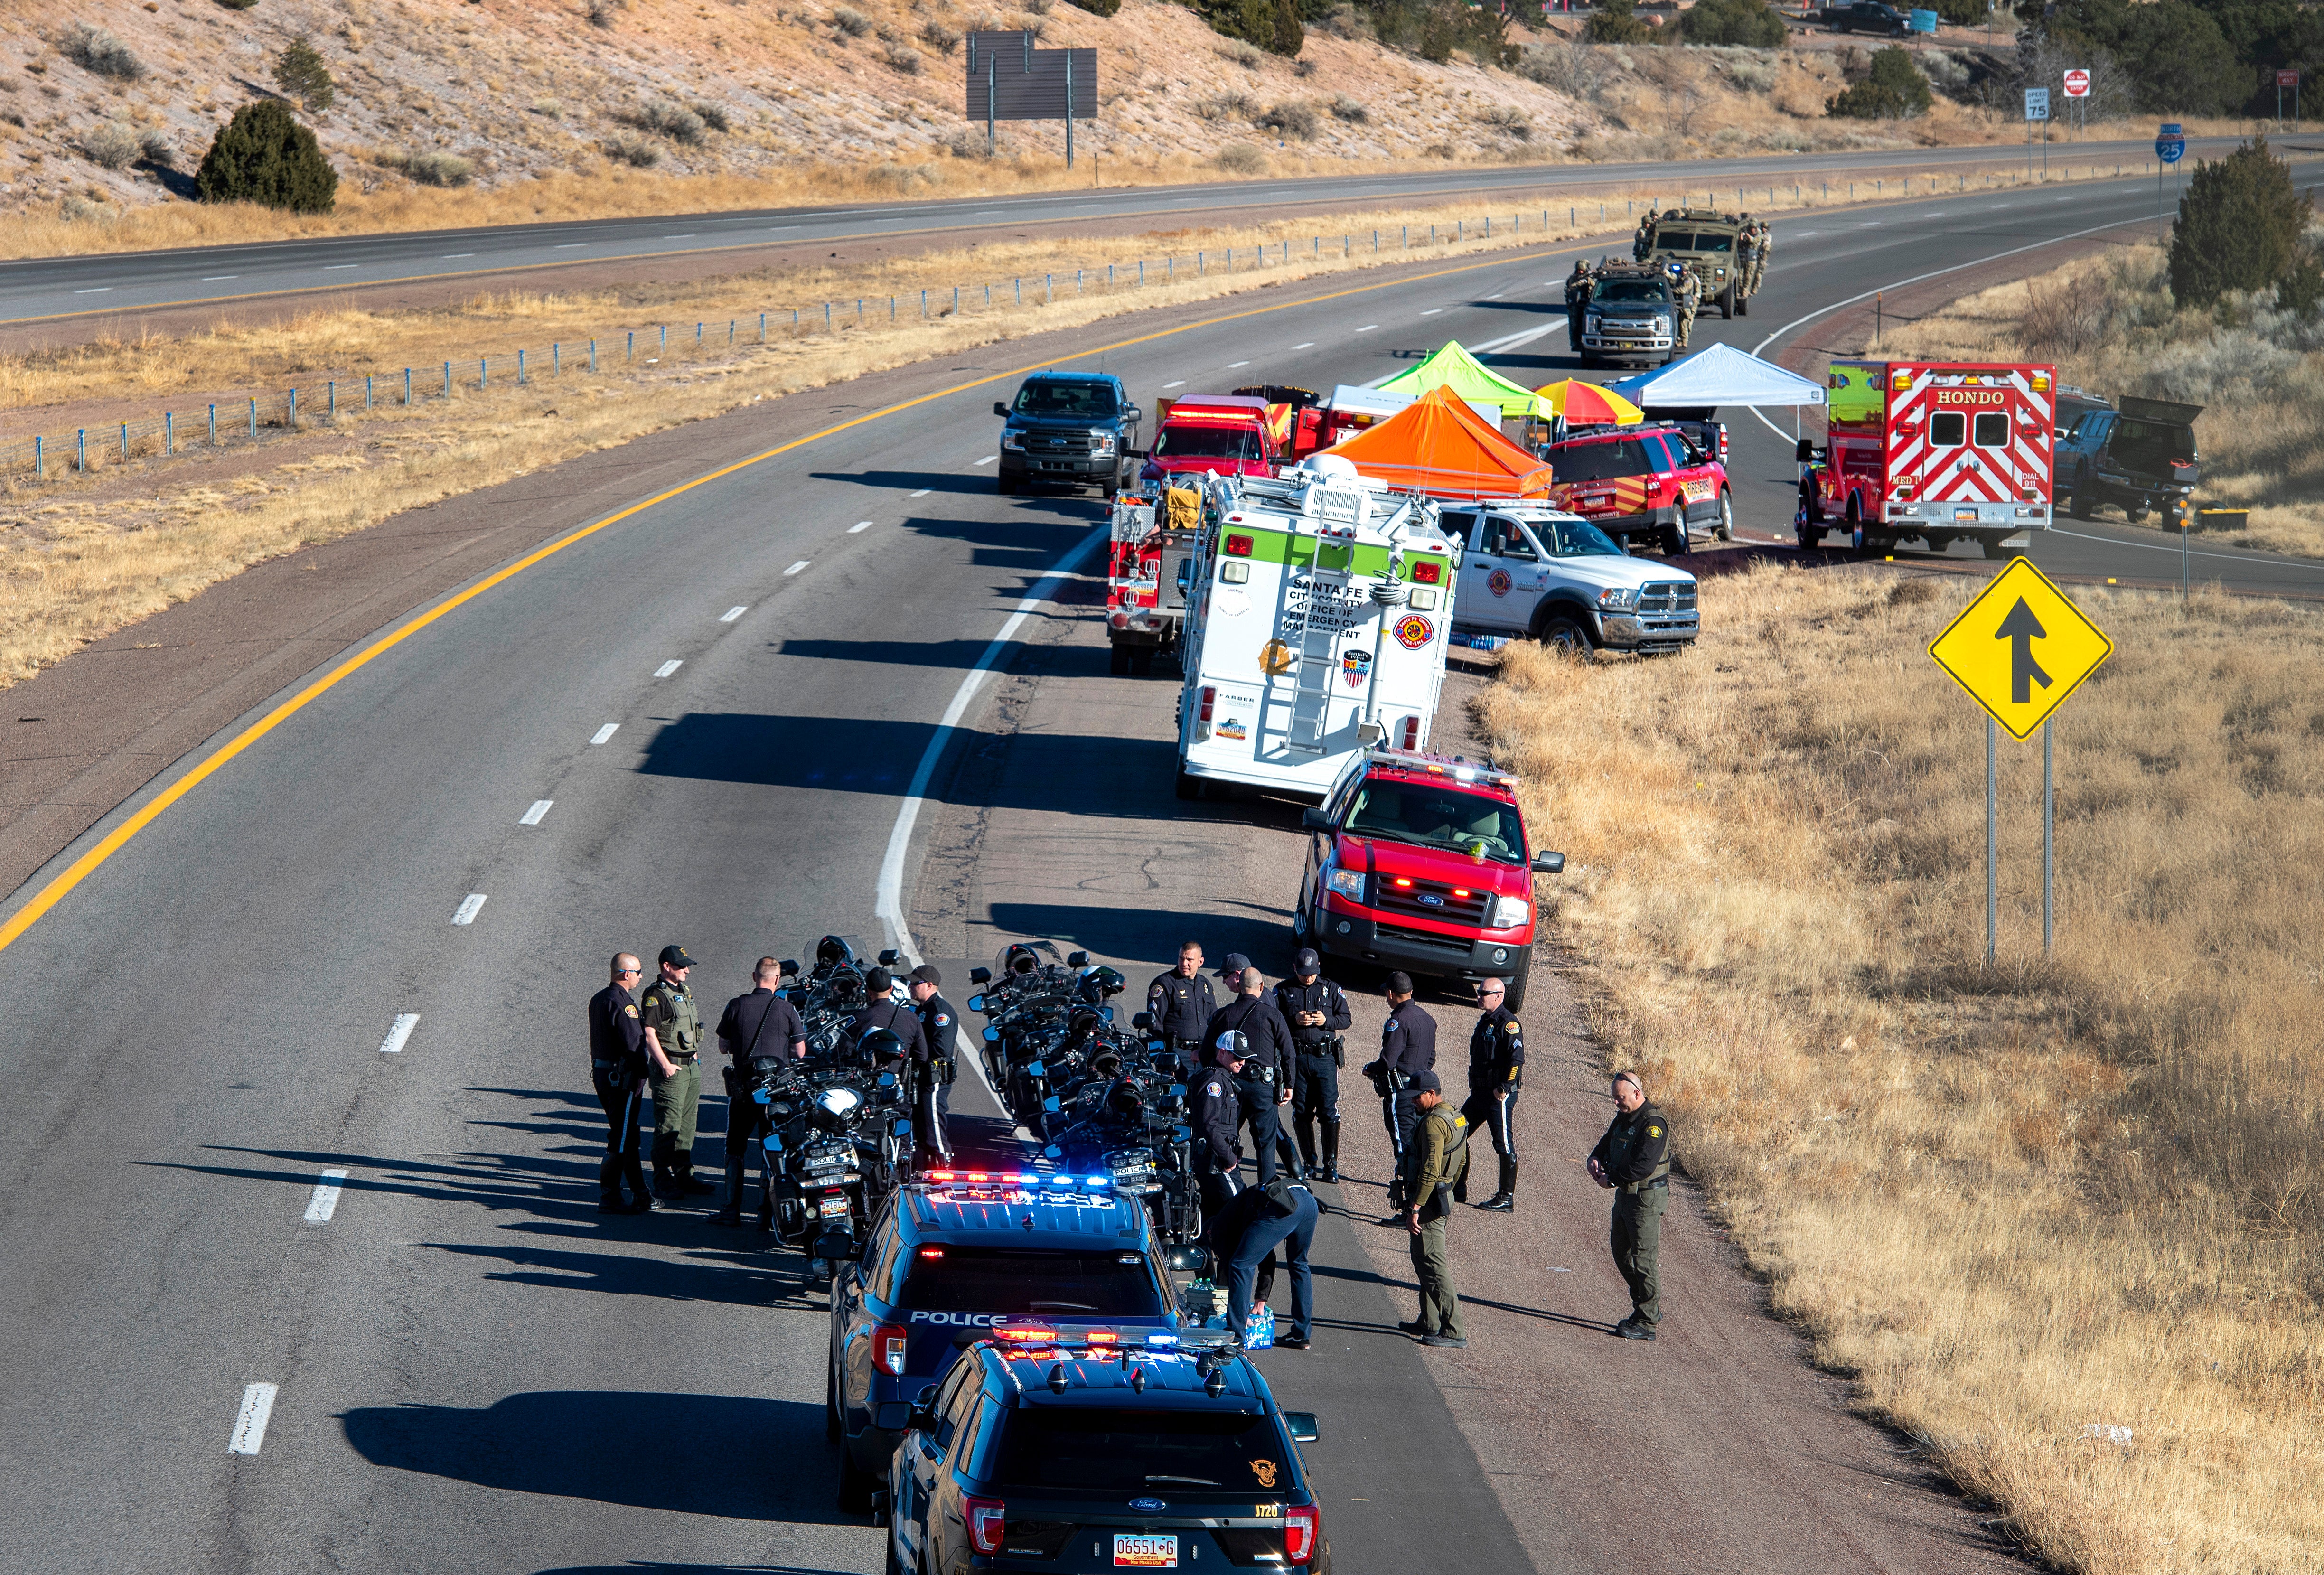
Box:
[4, 160, 2321, 1573]
[6, 133, 2256, 330]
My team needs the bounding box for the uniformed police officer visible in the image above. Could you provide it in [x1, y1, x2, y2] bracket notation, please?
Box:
[1399, 1071, 1469, 1348]
[588, 952, 652, 1214]
[907, 964, 957, 1162]
[1191, 1032, 1246, 1220]
[640, 945, 713, 1200]
[849, 967, 928, 1088]
[1462, 977, 1525, 1212]
[1370, 973, 1436, 1207]
[1210, 1173, 1319, 1352]
[1205, 956, 1295, 1185]
[1273, 948, 1350, 1184]
[711, 956, 807, 1228]
[1589, 1069, 1673, 1341]
[1146, 941, 1218, 1072]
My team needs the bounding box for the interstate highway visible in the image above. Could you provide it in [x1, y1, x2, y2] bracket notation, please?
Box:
[4, 133, 2257, 332]
[0, 162, 2318, 1571]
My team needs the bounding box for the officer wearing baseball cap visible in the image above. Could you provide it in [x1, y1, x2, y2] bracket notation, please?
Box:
[906, 964, 956, 1162]
[1366, 972, 1436, 1207]
[848, 967, 927, 1086]
[1398, 1070, 1470, 1348]
[1204, 955, 1294, 1185]
[1273, 947, 1350, 1184]
[640, 945, 712, 1200]
[1191, 1031, 1246, 1218]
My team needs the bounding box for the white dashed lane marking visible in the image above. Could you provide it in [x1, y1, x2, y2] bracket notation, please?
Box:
[721, 606, 748, 622]
[451, 894, 487, 926]
[784, 560, 810, 576]
[654, 659, 683, 677]
[229, 1384, 278, 1455]
[1356, 325, 1378, 333]
[850, 521, 874, 533]
[1162, 381, 1186, 389]
[379, 1013, 419, 1054]
[303, 1170, 349, 1223]
[973, 456, 997, 466]
[590, 722, 619, 745]
[910, 488, 931, 497]
[520, 799, 553, 826]
[1293, 343, 1314, 350]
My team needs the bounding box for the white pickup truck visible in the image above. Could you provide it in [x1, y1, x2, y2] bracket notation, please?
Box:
[1438, 503, 1699, 656]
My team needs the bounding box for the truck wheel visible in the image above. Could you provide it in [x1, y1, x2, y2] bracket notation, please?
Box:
[1541, 618, 1592, 659]
[826, 1361, 843, 1444]
[1109, 644, 1132, 676]
[837, 1438, 878, 1513]
[1797, 521, 1823, 549]
[1737, 290, 1751, 317]
[1717, 284, 1735, 320]
[1174, 769, 1202, 802]
[1128, 647, 1154, 677]
[1715, 490, 1734, 542]
[1663, 521, 1688, 556]
[2127, 504, 2151, 524]
[1983, 537, 2014, 560]
[1500, 950, 1535, 1014]
[997, 474, 1019, 497]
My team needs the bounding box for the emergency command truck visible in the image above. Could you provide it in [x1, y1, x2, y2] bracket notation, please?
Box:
[1173, 457, 1457, 802]
[1799, 361, 2056, 558]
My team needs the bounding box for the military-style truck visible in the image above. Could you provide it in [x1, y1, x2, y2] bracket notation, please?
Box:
[1646, 208, 1757, 319]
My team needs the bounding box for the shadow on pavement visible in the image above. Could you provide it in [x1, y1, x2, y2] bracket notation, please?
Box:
[533, 1566, 859, 1575]
[423, 1237, 822, 1309]
[986, 899, 1294, 975]
[342, 1392, 848, 1523]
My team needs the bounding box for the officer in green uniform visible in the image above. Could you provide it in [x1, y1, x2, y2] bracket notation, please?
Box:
[1396, 1071, 1470, 1349]
[640, 944, 714, 1200]
[1563, 259, 1594, 353]
[1588, 1069, 1671, 1340]
[1667, 262, 1701, 350]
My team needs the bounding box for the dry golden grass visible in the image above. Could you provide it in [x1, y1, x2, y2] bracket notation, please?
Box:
[1479, 564, 2324, 1574]
[1884, 241, 2324, 561]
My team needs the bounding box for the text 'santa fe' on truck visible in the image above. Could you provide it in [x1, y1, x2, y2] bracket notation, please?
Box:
[1798, 360, 2055, 559]
[1173, 455, 1456, 802]
[1105, 485, 1202, 676]
[1293, 748, 1565, 1009]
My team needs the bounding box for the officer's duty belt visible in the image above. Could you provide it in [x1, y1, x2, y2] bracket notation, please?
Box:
[1620, 1175, 1670, 1194]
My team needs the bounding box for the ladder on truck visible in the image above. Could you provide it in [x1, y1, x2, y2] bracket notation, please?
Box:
[1284, 488, 1367, 754]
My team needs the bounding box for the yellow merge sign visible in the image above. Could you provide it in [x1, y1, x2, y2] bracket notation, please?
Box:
[1927, 558, 2112, 739]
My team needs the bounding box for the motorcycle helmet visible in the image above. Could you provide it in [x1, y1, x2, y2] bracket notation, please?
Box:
[1079, 965, 1127, 1002]
[859, 1027, 906, 1067]
[826, 967, 868, 1013]
[1091, 1049, 1125, 1077]
[1107, 1079, 1145, 1119]
[811, 1084, 863, 1131]
[1212, 1029, 1249, 1066]
[1003, 943, 1043, 978]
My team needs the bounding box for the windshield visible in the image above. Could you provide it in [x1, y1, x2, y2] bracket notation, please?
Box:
[1536, 516, 1627, 556]
[1014, 381, 1119, 418]
[1593, 280, 1668, 306]
[1663, 231, 1734, 254]
[1549, 439, 1656, 482]
[1345, 783, 1524, 862]
[1155, 425, 1264, 462]
[896, 1247, 1164, 1316]
[992, 1408, 1289, 1493]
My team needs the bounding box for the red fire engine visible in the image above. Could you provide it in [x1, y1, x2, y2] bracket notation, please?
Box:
[1105, 487, 1201, 676]
[1798, 360, 2056, 558]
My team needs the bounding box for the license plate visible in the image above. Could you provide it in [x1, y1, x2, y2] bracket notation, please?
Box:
[1114, 1533, 1179, 1567]
[1955, 507, 1978, 521]
[818, 1197, 851, 1217]
[1682, 479, 1712, 501]
[1582, 495, 1613, 511]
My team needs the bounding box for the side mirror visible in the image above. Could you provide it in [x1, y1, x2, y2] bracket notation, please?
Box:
[993, 401, 1011, 419]
[1794, 438, 1819, 463]
[877, 948, 900, 967]
[1165, 1243, 1211, 1274]
[969, 966, 993, 985]
[1283, 1411, 1321, 1444]
[1301, 807, 1334, 834]
[779, 958, 800, 978]
[1068, 950, 1091, 968]
[1132, 1012, 1154, 1032]
[1126, 406, 1141, 423]
[1532, 851, 1566, 874]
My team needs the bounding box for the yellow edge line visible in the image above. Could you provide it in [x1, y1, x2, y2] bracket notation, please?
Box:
[0, 241, 1555, 957]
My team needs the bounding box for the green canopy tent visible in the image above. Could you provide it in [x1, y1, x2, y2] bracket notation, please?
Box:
[1374, 341, 1542, 421]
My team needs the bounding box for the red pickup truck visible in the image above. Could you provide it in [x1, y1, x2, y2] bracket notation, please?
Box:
[1293, 747, 1564, 1009]
[1141, 394, 1283, 482]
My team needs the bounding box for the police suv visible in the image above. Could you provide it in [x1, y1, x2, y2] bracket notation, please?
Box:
[875, 1330, 1331, 1574]
[829, 1172, 1182, 1511]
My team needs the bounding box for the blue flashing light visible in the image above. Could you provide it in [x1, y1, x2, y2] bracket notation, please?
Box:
[1085, 1176, 1110, 1188]
[1144, 1332, 1179, 1346]
[1016, 1172, 1040, 1184]
[1046, 1174, 1072, 1187]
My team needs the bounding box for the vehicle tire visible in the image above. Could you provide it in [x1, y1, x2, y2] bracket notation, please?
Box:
[1292, 902, 1311, 943]
[997, 474, 1018, 496]
[1663, 520, 1688, 556]
[1499, 949, 1534, 1013]
[1797, 522, 1823, 549]
[1715, 489, 1734, 542]
[1737, 290, 1751, 317]
[1846, 500, 1869, 555]
[1174, 769, 1202, 801]
[1541, 617, 1592, 659]
[1926, 534, 1954, 554]
[837, 1436, 878, 1514]
[1128, 647, 1154, 678]
[1108, 643, 1132, 676]
[2127, 505, 2150, 524]
[1983, 536, 2013, 560]
[826, 1360, 843, 1444]
[1717, 284, 1735, 320]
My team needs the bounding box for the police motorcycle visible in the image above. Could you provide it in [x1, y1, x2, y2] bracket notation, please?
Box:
[1040, 1023, 1204, 1248]
[965, 942, 1087, 1134]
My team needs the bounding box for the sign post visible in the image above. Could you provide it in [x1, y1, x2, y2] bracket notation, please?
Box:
[2155, 123, 2185, 244]
[965, 31, 1099, 169]
[1928, 559, 2114, 960]
[2063, 68, 2089, 139]
[2279, 67, 2300, 130]
[2024, 87, 2050, 181]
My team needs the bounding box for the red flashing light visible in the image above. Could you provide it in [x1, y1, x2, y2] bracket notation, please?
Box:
[918, 1247, 946, 1259]
[1225, 534, 1255, 556]
[1285, 1505, 1320, 1564]
[924, 1171, 956, 1181]
[873, 1323, 909, 1377]
[1411, 559, 1443, 584]
[999, 1327, 1058, 1342]
[1400, 717, 1421, 750]
[966, 1497, 1008, 1556]
[1393, 878, 1413, 889]
[966, 1172, 991, 1181]
[1086, 1331, 1119, 1344]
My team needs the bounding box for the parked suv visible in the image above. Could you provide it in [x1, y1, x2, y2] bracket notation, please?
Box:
[876, 1332, 1332, 1573]
[1828, 0, 1909, 32]
[1439, 505, 1699, 657]
[829, 1173, 1181, 1511]
[1542, 422, 1732, 555]
[1294, 747, 1564, 1009]
[997, 372, 1140, 496]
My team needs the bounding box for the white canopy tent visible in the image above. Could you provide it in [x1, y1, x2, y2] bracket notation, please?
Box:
[1603, 342, 1827, 417]
[1328, 383, 1507, 427]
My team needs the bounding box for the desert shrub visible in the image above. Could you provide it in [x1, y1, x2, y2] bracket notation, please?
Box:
[1024, 0, 1054, 13]
[272, 38, 336, 113]
[604, 132, 660, 167]
[1679, 0, 1785, 47]
[195, 100, 337, 212]
[1202, 0, 1304, 57]
[532, 96, 563, 117]
[1585, 0, 1656, 45]
[832, 5, 874, 35]
[60, 25, 147, 82]
[79, 122, 141, 170]
[626, 100, 707, 143]
[405, 150, 473, 186]
[921, 19, 963, 49]
[690, 99, 732, 131]
[138, 128, 175, 166]
[2169, 137, 2312, 309]
[1826, 46, 1931, 117]
[1519, 39, 1614, 100]
[1724, 55, 1777, 92]
[1068, 0, 1122, 12]
[2018, 270, 2119, 358]
[882, 40, 923, 72]
[1476, 102, 1530, 139]
[586, 0, 622, 27]
[1216, 38, 1265, 68]
[1196, 89, 1259, 118]
[214, 0, 261, 9]
[1213, 141, 1267, 173]
[1328, 92, 1368, 121]
[1293, 56, 1316, 75]
[1258, 99, 1320, 138]
[1319, 1, 1368, 37]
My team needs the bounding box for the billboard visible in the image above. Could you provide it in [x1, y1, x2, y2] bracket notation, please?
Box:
[965, 31, 1099, 122]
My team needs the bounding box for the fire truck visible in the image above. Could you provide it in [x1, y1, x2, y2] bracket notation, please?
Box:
[1105, 487, 1201, 676]
[1798, 360, 2056, 558]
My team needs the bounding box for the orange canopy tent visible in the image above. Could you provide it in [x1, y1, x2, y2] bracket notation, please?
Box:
[1319, 384, 1553, 498]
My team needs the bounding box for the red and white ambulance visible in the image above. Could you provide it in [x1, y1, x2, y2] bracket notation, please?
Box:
[1798, 360, 2056, 558]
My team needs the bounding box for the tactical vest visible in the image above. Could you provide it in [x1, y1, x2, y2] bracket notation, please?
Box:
[1611, 1106, 1672, 1194]
[643, 980, 701, 1056]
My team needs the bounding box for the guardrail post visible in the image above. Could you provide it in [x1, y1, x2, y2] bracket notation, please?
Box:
[890, 296, 897, 321]
[517, 350, 525, 386]
[628, 330, 635, 362]
[660, 325, 668, 352]
[328, 381, 336, 418]
[590, 340, 598, 374]
[405, 368, 412, 405]
[77, 429, 86, 471]
[553, 343, 561, 378]
[729, 319, 735, 344]
[33, 435, 41, 478]
[1044, 276, 1051, 303]
[120, 422, 129, 462]
[759, 312, 767, 343]
[479, 357, 487, 390]
[209, 404, 217, 445]
[366, 375, 374, 410]
[695, 321, 703, 346]
[165, 411, 173, 456]
[954, 286, 961, 314]
[252, 396, 261, 436]
[444, 362, 451, 398]
[289, 388, 297, 428]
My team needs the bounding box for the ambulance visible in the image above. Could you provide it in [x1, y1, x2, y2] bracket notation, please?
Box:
[1172, 456, 1459, 802]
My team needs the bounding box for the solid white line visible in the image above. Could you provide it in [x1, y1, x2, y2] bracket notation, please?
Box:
[720, 605, 748, 622]
[229, 1384, 277, 1455]
[873, 527, 1109, 960]
[1420, 308, 1443, 315]
[554, 243, 588, 249]
[1793, 232, 1819, 239]
[1356, 324, 1378, 333]
[74, 288, 112, 294]
[303, 1169, 349, 1223]
[1484, 293, 1505, 300]
[202, 275, 238, 281]
[784, 560, 809, 575]
[451, 893, 487, 926]
[910, 488, 931, 497]
[1472, 322, 1563, 356]
[323, 264, 358, 271]
[973, 456, 997, 466]
[378, 1013, 419, 1054]
[1293, 343, 1315, 350]
[1162, 381, 1185, 389]
[441, 253, 474, 258]
[590, 722, 619, 745]
[851, 520, 874, 533]
[654, 659, 683, 677]
[520, 799, 553, 825]
[1228, 360, 1251, 368]
[2047, 525, 2324, 571]
[663, 234, 696, 239]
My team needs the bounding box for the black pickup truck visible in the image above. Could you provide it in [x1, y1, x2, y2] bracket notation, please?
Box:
[2054, 394, 2202, 524]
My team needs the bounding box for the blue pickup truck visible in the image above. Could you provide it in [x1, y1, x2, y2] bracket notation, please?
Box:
[2054, 393, 2202, 525]
[994, 371, 1141, 496]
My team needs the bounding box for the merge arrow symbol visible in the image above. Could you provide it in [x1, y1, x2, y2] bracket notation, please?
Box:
[1996, 597, 2051, 704]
